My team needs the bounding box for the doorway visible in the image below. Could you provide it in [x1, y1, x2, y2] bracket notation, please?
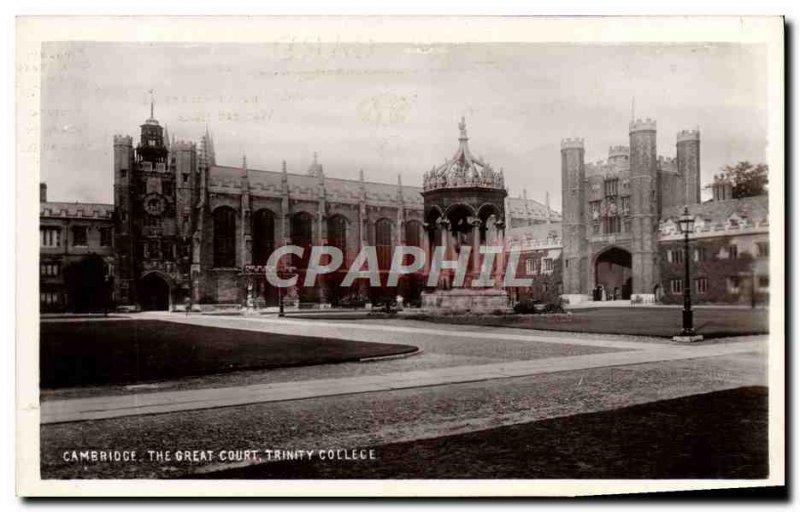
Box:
[594, 247, 632, 300]
[138, 273, 170, 311]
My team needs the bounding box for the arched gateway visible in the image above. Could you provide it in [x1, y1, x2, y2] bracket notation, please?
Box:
[593, 247, 632, 300]
[63, 254, 111, 312]
[138, 272, 171, 311]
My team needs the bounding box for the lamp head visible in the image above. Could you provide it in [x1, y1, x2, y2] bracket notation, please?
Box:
[678, 206, 695, 234]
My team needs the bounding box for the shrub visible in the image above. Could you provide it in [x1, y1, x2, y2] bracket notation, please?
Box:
[339, 295, 367, 308]
[513, 299, 540, 314]
[541, 302, 565, 314]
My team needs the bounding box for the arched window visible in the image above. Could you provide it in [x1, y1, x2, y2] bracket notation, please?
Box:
[327, 215, 348, 263]
[291, 212, 314, 269]
[405, 220, 423, 248]
[213, 206, 237, 268]
[375, 218, 393, 270]
[252, 209, 275, 266]
[425, 208, 443, 255]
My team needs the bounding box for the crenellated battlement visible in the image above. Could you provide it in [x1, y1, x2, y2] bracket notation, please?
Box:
[560, 138, 585, 150]
[557, 115, 711, 299]
[677, 129, 700, 143]
[629, 118, 657, 132]
[173, 140, 197, 151]
[113, 134, 132, 146]
[608, 145, 630, 158]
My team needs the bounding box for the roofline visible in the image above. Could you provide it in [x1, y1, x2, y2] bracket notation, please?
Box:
[210, 164, 425, 190]
[41, 201, 114, 209]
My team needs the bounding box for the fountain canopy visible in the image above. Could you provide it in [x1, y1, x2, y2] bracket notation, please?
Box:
[419, 117, 510, 313]
[422, 117, 506, 192]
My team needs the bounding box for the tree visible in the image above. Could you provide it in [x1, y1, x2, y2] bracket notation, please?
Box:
[717, 161, 768, 198]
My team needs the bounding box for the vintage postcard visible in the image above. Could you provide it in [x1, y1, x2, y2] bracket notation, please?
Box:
[16, 16, 784, 497]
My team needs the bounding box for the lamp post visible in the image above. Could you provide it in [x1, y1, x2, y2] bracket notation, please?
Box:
[277, 264, 296, 318]
[265, 264, 286, 317]
[278, 281, 285, 317]
[673, 206, 703, 342]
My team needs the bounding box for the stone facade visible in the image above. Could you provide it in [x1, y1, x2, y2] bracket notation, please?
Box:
[39, 186, 114, 312]
[559, 119, 703, 303]
[493, 190, 769, 308]
[40, 110, 768, 312]
[40, 111, 557, 312]
[505, 222, 562, 303]
[657, 195, 769, 305]
[419, 117, 514, 312]
[497, 119, 770, 308]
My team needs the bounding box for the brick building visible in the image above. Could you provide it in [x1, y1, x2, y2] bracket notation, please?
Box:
[505, 222, 562, 303]
[657, 194, 769, 305]
[560, 119, 704, 303]
[506, 188, 769, 307]
[504, 118, 770, 307]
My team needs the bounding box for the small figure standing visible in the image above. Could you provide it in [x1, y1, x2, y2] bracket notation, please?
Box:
[184, 296, 192, 316]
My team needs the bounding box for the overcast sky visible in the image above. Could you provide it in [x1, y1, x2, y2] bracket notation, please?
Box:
[40, 42, 768, 210]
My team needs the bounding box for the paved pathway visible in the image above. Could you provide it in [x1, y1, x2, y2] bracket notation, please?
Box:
[146, 313, 665, 350]
[41, 313, 765, 424]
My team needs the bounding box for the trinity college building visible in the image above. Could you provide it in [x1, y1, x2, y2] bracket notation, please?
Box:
[41, 110, 556, 311]
[559, 119, 769, 305]
[39, 110, 769, 312]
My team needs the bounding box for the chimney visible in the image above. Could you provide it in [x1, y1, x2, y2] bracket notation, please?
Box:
[40, 183, 47, 203]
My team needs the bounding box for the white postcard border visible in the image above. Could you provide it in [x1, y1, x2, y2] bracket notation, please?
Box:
[15, 15, 785, 497]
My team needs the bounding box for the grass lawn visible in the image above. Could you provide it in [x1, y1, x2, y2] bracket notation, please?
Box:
[199, 386, 768, 479]
[40, 320, 417, 389]
[411, 307, 768, 338]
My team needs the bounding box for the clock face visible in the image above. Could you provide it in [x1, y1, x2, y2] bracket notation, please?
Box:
[144, 193, 166, 216]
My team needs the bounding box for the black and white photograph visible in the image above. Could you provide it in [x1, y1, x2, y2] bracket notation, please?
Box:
[14, 15, 785, 497]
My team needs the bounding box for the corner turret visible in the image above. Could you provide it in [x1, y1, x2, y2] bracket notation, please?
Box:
[676, 129, 701, 205]
[628, 117, 658, 296]
[560, 135, 587, 294]
[629, 118, 657, 133]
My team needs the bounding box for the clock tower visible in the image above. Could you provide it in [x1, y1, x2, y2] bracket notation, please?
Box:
[113, 96, 197, 310]
[137, 99, 168, 166]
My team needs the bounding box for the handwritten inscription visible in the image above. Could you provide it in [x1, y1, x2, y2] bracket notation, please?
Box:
[357, 92, 414, 126]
